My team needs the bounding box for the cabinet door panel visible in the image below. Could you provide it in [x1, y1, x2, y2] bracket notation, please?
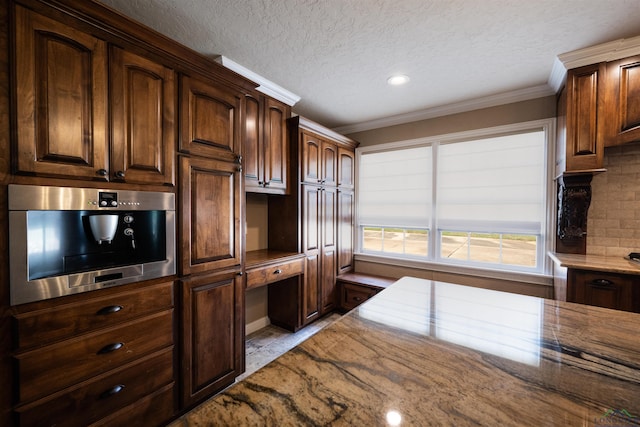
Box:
[180, 75, 241, 161]
[263, 98, 289, 192]
[337, 190, 354, 274]
[110, 47, 175, 185]
[322, 187, 337, 251]
[321, 248, 336, 313]
[179, 156, 241, 275]
[322, 141, 338, 187]
[180, 272, 243, 406]
[565, 63, 605, 171]
[301, 132, 321, 184]
[302, 185, 320, 252]
[15, 6, 108, 180]
[303, 253, 320, 324]
[605, 56, 640, 146]
[338, 147, 355, 189]
[243, 93, 262, 190]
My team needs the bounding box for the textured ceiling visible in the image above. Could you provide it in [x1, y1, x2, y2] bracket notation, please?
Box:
[97, 0, 640, 131]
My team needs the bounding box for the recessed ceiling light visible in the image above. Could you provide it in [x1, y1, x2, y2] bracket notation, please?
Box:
[387, 74, 410, 86]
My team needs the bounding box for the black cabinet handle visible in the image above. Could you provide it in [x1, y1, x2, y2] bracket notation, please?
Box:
[264, 181, 270, 187]
[96, 305, 123, 316]
[237, 272, 244, 276]
[114, 170, 125, 179]
[98, 342, 124, 355]
[96, 169, 108, 177]
[590, 279, 614, 287]
[274, 269, 282, 274]
[99, 384, 125, 399]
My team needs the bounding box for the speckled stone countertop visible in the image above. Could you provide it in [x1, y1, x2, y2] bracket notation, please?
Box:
[549, 252, 640, 275]
[174, 277, 640, 426]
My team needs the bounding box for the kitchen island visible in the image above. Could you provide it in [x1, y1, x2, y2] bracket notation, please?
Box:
[172, 277, 640, 426]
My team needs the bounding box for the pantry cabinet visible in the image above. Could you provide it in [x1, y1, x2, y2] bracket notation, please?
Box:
[14, 6, 176, 185]
[244, 92, 290, 194]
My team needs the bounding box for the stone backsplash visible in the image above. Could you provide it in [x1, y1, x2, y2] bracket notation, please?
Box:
[587, 140, 640, 257]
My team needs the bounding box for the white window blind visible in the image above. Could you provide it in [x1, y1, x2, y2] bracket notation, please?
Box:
[359, 146, 431, 228]
[436, 131, 545, 234]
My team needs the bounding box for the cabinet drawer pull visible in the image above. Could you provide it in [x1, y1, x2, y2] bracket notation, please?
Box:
[114, 170, 125, 179]
[590, 279, 614, 287]
[96, 305, 123, 315]
[98, 342, 124, 354]
[274, 269, 282, 274]
[96, 168, 108, 177]
[99, 384, 125, 399]
[352, 296, 363, 302]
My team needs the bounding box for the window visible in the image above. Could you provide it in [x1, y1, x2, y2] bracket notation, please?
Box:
[359, 146, 431, 258]
[356, 120, 553, 274]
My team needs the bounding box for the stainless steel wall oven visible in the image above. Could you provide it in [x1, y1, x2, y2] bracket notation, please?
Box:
[8, 185, 176, 305]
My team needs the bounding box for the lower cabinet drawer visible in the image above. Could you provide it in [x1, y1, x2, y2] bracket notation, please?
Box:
[15, 348, 174, 427]
[16, 309, 174, 403]
[246, 258, 304, 289]
[90, 382, 175, 427]
[341, 283, 380, 311]
[568, 269, 636, 312]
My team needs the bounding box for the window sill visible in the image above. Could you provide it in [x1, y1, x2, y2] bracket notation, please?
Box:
[354, 253, 553, 286]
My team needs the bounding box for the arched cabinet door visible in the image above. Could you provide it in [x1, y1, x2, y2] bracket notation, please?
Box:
[14, 5, 108, 181]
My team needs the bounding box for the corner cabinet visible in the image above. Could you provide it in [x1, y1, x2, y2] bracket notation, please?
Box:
[14, 6, 176, 185]
[244, 92, 291, 194]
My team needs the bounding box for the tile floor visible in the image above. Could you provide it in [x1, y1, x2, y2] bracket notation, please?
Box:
[169, 313, 342, 426]
[237, 312, 342, 381]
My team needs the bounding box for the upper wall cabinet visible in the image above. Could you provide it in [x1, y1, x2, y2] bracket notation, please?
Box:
[557, 55, 640, 175]
[14, 6, 176, 185]
[14, 6, 108, 181]
[109, 47, 176, 186]
[301, 131, 338, 187]
[179, 74, 242, 163]
[244, 92, 291, 194]
[559, 63, 607, 173]
[603, 56, 640, 147]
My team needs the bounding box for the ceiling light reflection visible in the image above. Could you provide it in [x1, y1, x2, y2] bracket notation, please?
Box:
[386, 410, 402, 426]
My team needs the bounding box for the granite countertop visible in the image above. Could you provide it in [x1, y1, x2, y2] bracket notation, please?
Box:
[549, 252, 640, 275]
[175, 277, 640, 426]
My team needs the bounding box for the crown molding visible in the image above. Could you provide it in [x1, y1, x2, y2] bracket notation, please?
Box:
[333, 84, 554, 135]
[215, 56, 301, 106]
[548, 35, 640, 93]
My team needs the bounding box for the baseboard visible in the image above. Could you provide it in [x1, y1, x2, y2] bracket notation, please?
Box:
[246, 316, 271, 335]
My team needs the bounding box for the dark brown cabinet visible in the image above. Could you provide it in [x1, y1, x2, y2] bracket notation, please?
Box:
[14, 6, 176, 185]
[337, 273, 394, 311]
[179, 74, 242, 163]
[561, 63, 607, 172]
[567, 269, 639, 313]
[301, 131, 338, 186]
[244, 92, 290, 194]
[177, 73, 245, 408]
[603, 55, 640, 147]
[14, 5, 109, 181]
[179, 271, 244, 407]
[12, 281, 176, 427]
[178, 155, 242, 276]
[109, 46, 176, 186]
